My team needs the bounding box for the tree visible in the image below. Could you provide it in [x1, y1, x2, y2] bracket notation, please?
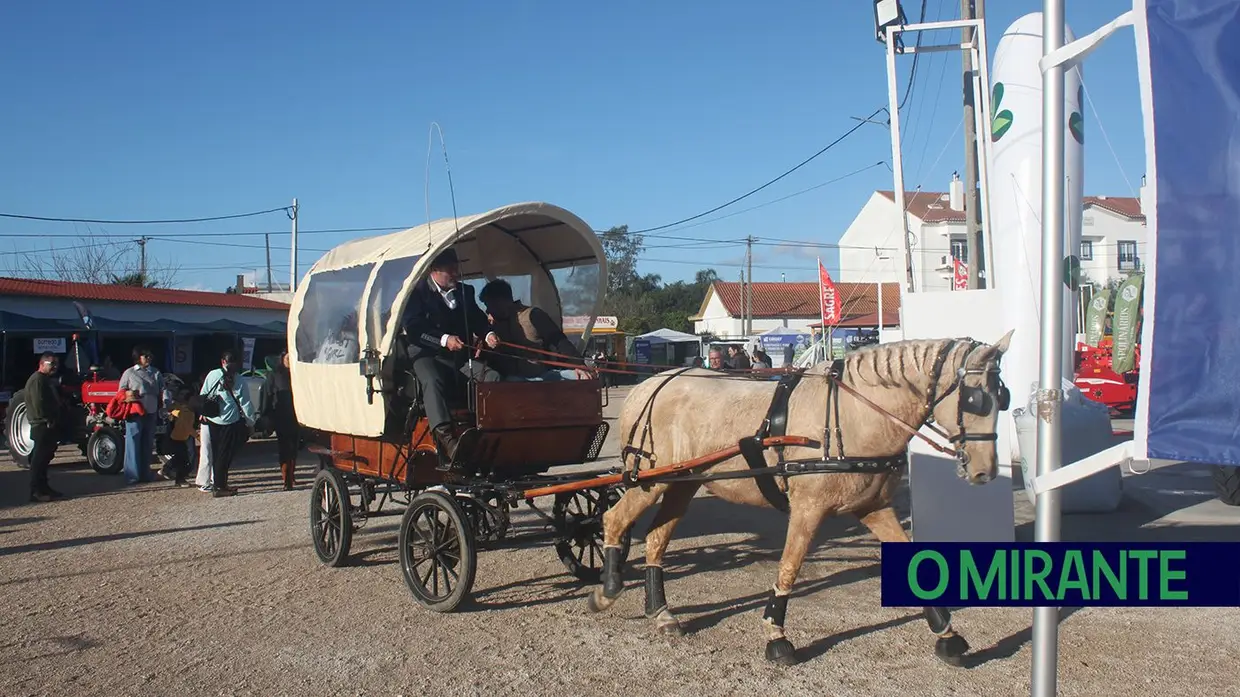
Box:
[15, 231, 179, 287]
[599, 225, 645, 297]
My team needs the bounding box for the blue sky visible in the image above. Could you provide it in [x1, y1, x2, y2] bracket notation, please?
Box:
[0, 0, 1146, 291]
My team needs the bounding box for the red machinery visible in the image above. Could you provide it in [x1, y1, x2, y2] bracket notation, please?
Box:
[1074, 335, 1140, 416]
[3, 334, 171, 475]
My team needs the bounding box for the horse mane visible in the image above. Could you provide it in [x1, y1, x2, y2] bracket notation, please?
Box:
[832, 337, 975, 392]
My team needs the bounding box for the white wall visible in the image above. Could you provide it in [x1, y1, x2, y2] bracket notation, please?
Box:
[1079, 205, 1147, 287]
[689, 290, 816, 339]
[838, 192, 1146, 294]
[836, 191, 963, 293]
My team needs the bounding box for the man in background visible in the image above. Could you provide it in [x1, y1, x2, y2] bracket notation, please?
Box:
[24, 352, 66, 503]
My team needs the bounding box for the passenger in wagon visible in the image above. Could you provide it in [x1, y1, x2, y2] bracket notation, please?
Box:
[399, 247, 502, 462]
[478, 279, 591, 381]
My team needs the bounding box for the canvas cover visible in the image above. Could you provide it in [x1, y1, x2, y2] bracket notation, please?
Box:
[287, 202, 607, 436]
[1132, 0, 1240, 467]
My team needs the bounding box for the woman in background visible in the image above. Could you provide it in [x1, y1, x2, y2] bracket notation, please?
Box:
[260, 351, 300, 490]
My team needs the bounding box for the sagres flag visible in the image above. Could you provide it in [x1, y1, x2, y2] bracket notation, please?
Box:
[1084, 289, 1111, 347]
[818, 259, 840, 325]
[1111, 275, 1144, 374]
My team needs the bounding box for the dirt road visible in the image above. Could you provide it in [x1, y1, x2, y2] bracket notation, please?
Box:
[1, 387, 1237, 696]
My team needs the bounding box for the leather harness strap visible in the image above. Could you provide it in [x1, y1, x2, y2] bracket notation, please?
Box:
[740, 371, 805, 513]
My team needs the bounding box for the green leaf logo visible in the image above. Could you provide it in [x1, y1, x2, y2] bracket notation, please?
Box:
[991, 82, 1013, 142]
[1069, 85, 1084, 144]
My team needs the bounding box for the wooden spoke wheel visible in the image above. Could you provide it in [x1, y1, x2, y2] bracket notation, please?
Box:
[398, 490, 477, 613]
[553, 486, 631, 583]
[309, 468, 353, 567]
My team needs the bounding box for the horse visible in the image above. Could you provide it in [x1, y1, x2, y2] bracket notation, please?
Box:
[586, 332, 1014, 666]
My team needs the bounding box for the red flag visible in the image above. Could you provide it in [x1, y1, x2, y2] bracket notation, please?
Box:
[818, 259, 840, 325]
[952, 258, 969, 290]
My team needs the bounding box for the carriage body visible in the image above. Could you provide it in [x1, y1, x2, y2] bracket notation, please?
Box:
[288, 202, 629, 611]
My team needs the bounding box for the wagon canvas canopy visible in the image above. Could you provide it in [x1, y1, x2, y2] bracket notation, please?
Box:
[288, 201, 607, 436]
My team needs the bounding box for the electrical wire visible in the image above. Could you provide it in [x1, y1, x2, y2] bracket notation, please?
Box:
[0, 205, 291, 225]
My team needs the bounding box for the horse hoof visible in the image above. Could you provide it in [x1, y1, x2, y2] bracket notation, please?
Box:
[657, 620, 685, 637]
[587, 588, 616, 614]
[934, 634, 971, 667]
[764, 638, 799, 665]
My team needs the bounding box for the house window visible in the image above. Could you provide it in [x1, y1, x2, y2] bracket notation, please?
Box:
[950, 239, 968, 264]
[1080, 240, 1093, 260]
[1117, 240, 1138, 271]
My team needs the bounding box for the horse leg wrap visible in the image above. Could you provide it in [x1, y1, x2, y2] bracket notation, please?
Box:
[644, 566, 668, 618]
[923, 606, 953, 637]
[602, 546, 626, 599]
[762, 588, 797, 665]
[762, 588, 789, 630]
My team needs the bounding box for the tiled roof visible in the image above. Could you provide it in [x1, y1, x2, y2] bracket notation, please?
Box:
[700, 281, 901, 320]
[0, 277, 291, 310]
[876, 190, 1146, 222]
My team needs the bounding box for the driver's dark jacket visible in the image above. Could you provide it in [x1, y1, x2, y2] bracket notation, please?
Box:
[400, 278, 492, 360]
[24, 371, 61, 426]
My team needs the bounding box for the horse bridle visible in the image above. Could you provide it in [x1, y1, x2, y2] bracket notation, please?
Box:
[923, 339, 1011, 476]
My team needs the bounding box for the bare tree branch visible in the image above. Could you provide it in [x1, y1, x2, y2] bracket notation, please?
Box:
[13, 228, 181, 287]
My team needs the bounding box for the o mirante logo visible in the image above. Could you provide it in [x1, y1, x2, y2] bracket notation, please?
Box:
[881, 542, 1240, 607]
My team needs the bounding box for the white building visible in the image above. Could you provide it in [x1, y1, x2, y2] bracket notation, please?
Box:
[836, 182, 1147, 292]
[690, 280, 901, 340]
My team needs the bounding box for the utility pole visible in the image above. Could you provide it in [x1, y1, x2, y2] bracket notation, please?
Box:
[962, 0, 985, 289]
[289, 198, 299, 293]
[745, 235, 755, 336]
[136, 236, 151, 279]
[264, 233, 274, 292]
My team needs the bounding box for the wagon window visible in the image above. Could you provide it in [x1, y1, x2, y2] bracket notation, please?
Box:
[551, 261, 601, 318]
[365, 255, 421, 347]
[295, 263, 375, 365]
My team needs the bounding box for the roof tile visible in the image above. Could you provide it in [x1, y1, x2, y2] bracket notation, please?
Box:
[707, 281, 901, 320]
[0, 277, 291, 310]
[876, 190, 1145, 223]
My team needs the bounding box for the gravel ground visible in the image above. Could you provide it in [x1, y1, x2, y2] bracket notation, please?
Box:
[2, 387, 1237, 697]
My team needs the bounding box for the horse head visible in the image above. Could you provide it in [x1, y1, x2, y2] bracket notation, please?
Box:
[925, 329, 1014, 485]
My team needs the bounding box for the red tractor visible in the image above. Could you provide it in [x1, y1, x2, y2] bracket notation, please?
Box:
[1073, 336, 1140, 416]
[4, 335, 173, 475]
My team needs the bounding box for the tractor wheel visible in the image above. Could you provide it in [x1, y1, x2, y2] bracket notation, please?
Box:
[3, 391, 33, 468]
[87, 427, 125, 475]
[1213, 466, 1240, 507]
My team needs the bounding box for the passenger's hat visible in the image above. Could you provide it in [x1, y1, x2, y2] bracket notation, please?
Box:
[430, 247, 459, 268]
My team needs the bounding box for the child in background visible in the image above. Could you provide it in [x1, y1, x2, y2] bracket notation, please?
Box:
[161, 387, 198, 487]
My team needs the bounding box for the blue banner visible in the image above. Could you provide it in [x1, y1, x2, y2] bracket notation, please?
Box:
[880, 542, 1240, 607]
[1142, 0, 1240, 466]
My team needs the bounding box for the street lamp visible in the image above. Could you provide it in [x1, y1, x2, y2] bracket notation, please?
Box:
[874, 0, 908, 52]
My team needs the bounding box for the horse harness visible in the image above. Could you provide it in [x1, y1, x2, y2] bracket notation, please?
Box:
[619, 339, 1011, 513]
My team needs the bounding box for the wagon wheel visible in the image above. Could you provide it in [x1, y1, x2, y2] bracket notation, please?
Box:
[399, 490, 477, 613]
[309, 468, 353, 567]
[458, 494, 510, 548]
[553, 486, 631, 583]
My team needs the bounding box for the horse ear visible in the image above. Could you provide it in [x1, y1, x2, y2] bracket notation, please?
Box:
[991, 329, 1015, 354]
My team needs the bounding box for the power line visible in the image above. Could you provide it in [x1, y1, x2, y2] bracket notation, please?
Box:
[616, 107, 888, 237]
[0, 205, 291, 225]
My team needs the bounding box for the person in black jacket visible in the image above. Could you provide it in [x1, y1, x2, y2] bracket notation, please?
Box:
[399, 248, 500, 465]
[24, 352, 66, 503]
[260, 351, 299, 490]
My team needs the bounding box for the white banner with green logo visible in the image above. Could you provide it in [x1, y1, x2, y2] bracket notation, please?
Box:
[1084, 289, 1111, 347]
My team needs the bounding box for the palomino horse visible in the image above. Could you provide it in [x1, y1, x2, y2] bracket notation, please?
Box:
[586, 333, 1013, 666]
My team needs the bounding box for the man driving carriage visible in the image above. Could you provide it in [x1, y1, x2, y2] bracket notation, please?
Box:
[478, 278, 590, 381]
[398, 248, 502, 462]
